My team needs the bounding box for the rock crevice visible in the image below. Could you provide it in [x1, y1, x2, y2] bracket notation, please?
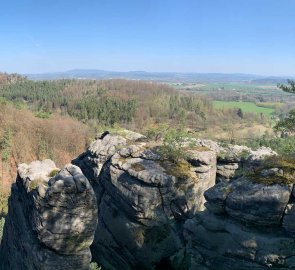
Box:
[1, 131, 295, 270]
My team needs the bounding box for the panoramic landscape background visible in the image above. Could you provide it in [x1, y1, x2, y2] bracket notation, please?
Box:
[0, 0, 295, 227]
[1, 1, 295, 269]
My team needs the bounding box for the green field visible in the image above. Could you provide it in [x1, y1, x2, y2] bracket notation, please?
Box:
[212, 101, 275, 116]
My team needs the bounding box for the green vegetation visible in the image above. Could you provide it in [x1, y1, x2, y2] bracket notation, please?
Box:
[217, 148, 250, 161]
[0, 73, 293, 203]
[174, 81, 295, 104]
[0, 129, 12, 182]
[248, 155, 295, 185]
[48, 169, 60, 178]
[234, 135, 295, 156]
[275, 80, 295, 133]
[0, 76, 268, 135]
[0, 192, 8, 217]
[156, 128, 189, 163]
[90, 262, 101, 270]
[212, 101, 275, 116]
[278, 80, 295, 94]
[160, 160, 198, 182]
[29, 179, 47, 191]
[275, 109, 295, 132]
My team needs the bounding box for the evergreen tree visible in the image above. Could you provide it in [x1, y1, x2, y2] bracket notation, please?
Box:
[276, 80, 295, 133]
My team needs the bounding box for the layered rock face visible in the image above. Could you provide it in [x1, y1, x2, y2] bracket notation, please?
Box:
[73, 132, 216, 269]
[216, 145, 276, 182]
[182, 176, 295, 269]
[2, 131, 295, 270]
[0, 160, 98, 270]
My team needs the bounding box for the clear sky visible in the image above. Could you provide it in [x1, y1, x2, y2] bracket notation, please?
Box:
[0, 0, 295, 76]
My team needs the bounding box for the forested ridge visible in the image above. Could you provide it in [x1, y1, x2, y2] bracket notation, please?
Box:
[0, 75, 266, 131]
[0, 73, 272, 189]
[0, 72, 291, 246]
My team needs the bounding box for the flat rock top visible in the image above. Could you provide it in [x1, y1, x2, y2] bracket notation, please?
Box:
[17, 159, 57, 182]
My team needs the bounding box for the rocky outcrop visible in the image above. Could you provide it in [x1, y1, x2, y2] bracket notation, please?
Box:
[73, 133, 216, 269]
[0, 160, 97, 270]
[205, 178, 292, 226]
[182, 165, 295, 269]
[216, 145, 276, 182]
[1, 131, 294, 270]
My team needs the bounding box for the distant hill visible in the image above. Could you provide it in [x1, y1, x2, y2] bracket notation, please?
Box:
[251, 77, 293, 84]
[24, 69, 286, 83]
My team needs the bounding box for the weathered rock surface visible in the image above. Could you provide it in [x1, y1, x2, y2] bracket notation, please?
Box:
[216, 144, 277, 182]
[183, 212, 295, 270]
[185, 160, 295, 269]
[73, 132, 216, 269]
[205, 177, 292, 226]
[0, 160, 97, 270]
[1, 131, 294, 270]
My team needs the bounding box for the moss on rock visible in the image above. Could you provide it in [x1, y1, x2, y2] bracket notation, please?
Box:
[248, 155, 295, 185]
[48, 168, 60, 178]
[160, 160, 198, 182]
[131, 162, 145, 172]
[29, 179, 47, 191]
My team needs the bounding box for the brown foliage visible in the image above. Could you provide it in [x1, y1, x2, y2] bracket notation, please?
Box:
[0, 102, 92, 185]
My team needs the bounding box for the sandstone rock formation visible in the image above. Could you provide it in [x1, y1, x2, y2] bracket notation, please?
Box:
[0, 160, 97, 270]
[216, 145, 276, 182]
[73, 132, 216, 269]
[1, 131, 294, 270]
[181, 169, 295, 269]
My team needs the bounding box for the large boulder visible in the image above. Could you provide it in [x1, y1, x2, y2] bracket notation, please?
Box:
[0, 160, 98, 270]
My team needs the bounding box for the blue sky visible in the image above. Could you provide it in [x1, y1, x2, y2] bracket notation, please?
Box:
[0, 0, 295, 75]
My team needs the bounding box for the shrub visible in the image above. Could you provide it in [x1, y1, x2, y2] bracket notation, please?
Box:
[157, 128, 189, 163]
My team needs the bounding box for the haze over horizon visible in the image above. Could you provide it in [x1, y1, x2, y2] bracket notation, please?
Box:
[1, 0, 295, 76]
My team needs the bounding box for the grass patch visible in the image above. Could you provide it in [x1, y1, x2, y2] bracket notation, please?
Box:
[213, 101, 274, 116]
[248, 155, 295, 185]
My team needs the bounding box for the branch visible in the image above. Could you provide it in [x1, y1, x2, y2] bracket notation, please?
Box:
[278, 80, 295, 94]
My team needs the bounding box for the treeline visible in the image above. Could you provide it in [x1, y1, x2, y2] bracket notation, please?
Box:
[0, 78, 208, 127]
[0, 75, 268, 134]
